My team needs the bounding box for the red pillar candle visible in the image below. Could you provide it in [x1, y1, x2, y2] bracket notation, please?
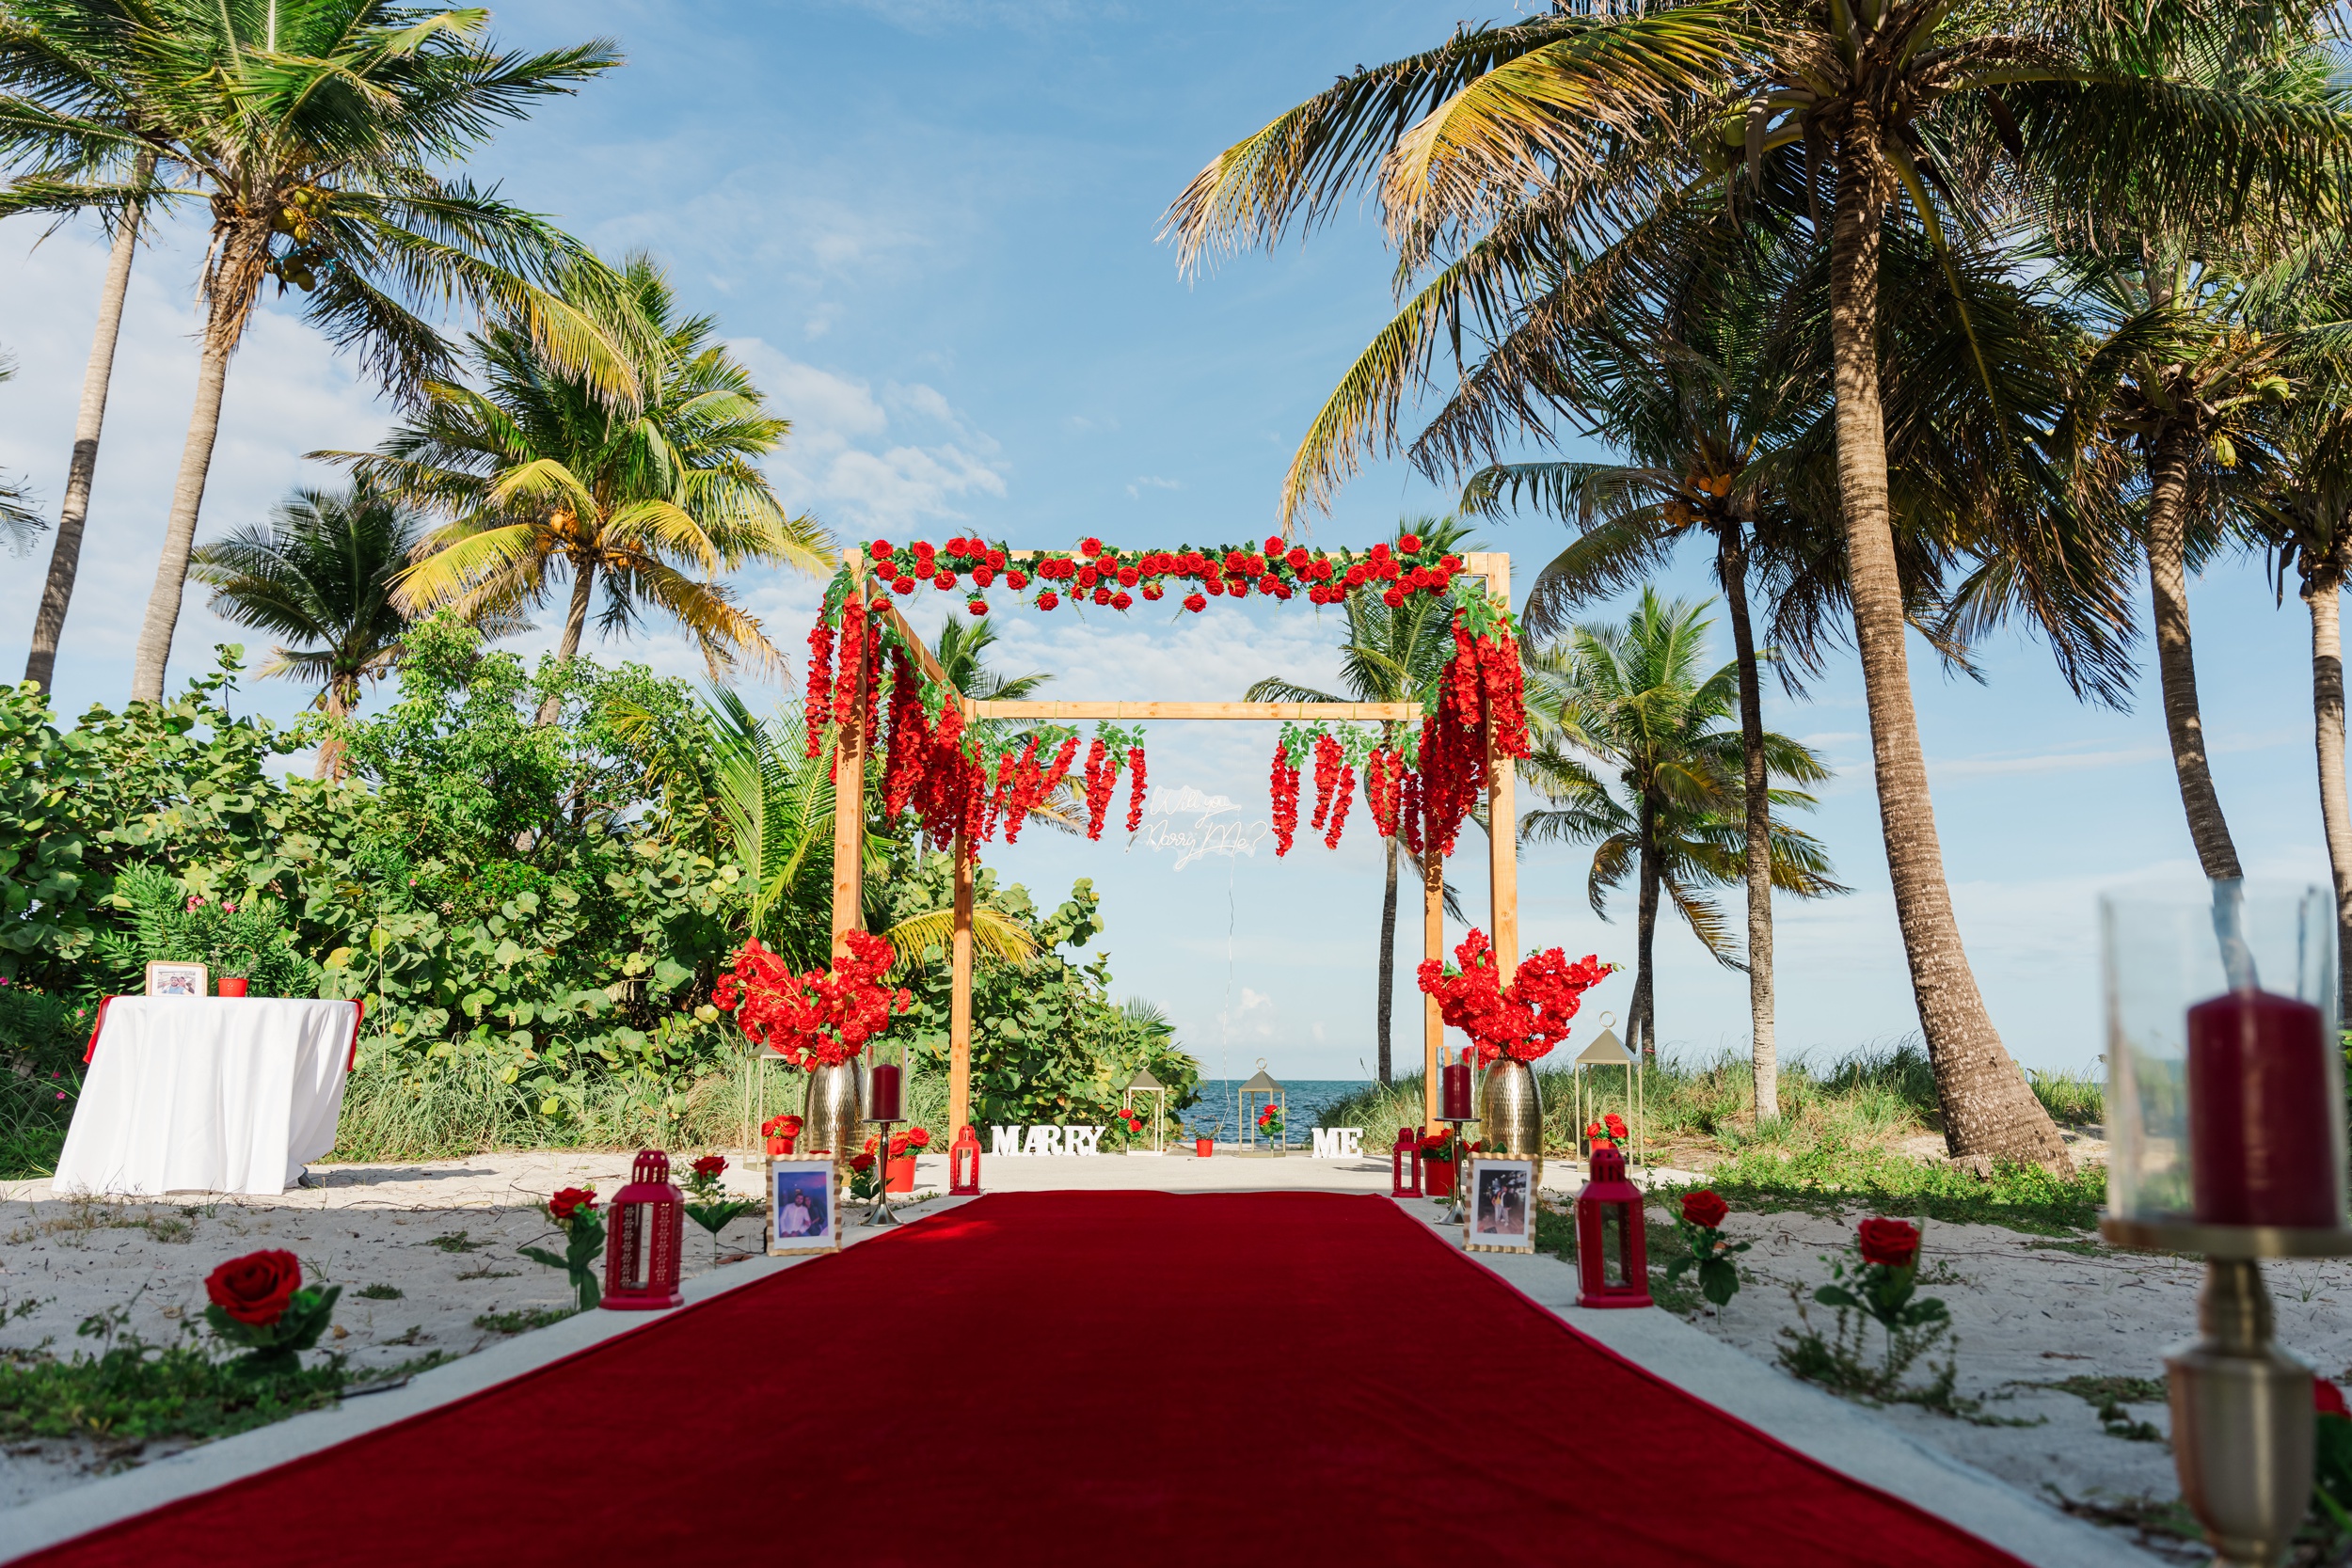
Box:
[866, 1063, 902, 1123]
[1441, 1062, 1473, 1121]
[2188, 988, 2338, 1227]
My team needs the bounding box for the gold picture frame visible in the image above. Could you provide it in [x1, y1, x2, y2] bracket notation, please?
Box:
[144, 960, 208, 998]
[767, 1159, 839, 1256]
[1463, 1155, 1537, 1253]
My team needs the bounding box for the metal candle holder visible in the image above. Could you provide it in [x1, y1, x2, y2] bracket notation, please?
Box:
[2102, 1217, 2352, 1567]
[864, 1112, 903, 1228]
[1438, 1117, 1475, 1226]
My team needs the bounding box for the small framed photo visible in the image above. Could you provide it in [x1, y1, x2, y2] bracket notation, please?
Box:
[145, 961, 208, 998]
[1465, 1156, 1536, 1253]
[768, 1160, 838, 1256]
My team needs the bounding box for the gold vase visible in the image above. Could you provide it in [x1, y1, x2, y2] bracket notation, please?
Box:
[801, 1061, 863, 1164]
[1479, 1057, 1543, 1187]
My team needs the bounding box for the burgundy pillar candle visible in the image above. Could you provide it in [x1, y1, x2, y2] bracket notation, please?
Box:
[1441, 1062, 1473, 1121]
[2187, 988, 2338, 1227]
[866, 1062, 902, 1123]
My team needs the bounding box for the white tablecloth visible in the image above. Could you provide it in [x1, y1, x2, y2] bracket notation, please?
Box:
[54, 997, 360, 1196]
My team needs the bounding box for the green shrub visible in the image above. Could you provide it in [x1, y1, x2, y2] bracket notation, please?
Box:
[0, 982, 88, 1178]
[91, 864, 316, 996]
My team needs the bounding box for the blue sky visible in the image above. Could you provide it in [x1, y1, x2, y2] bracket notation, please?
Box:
[0, 1, 2333, 1081]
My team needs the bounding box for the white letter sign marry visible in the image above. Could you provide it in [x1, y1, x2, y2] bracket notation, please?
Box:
[990, 1126, 1105, 1157]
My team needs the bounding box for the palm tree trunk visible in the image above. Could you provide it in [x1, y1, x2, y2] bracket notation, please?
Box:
[1377, 834, 1399, 1083]
[131, 230, 268, 705]
[1633, 794, 1661, 1064]
[26, 165, 148, 694]
[2145, 423, 2243, 881]
[1826, 123, 2070, 1170]
[317, 674, 358, 781]
[535, 556, 596, 726]
[2307, 567, 2352, 1022]
[1719, 523, 1776, 1122]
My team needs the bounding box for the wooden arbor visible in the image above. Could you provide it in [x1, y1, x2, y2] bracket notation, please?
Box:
[823, 551, 1522, 1136]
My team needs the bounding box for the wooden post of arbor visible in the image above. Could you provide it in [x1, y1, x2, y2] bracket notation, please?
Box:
[949, 828, 975, 1136]
[1485, 553, 1519, 986]
[830, 568, 867, 958]
[1422, 846, 1445, 1132]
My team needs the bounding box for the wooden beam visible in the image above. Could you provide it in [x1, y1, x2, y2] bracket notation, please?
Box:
[965, 700, 1421, 721]
[1423, 847, 1445, 1134]
[876, 596, 968, 712]
[948, 829, 974, 1138]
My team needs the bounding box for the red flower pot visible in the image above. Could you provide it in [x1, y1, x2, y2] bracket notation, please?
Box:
[216, 977, 248, 997]
[1195, 1136, 1214, 1158]
[765, 1135, 796, 1157]
[886, 1156, 915, 1194]
[1424, 1159, 1456, 1198]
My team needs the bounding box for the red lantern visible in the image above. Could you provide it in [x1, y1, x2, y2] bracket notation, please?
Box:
[1391, 1125, 1422, 1197]
[601, 1149, 684, 1311]
[1574, 1145, 1652, 1309]
[948, 1124, 982, 1195]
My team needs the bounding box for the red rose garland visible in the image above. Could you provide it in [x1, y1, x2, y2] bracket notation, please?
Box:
[1416, 928, 1616, 1066]
[1269, 742, 1301, 855]
[803, 619, 834, 756]
[1082, 737, 1116, 840]
[1311, 732, 1341, 832]
[1324, 752, 1354, 849]
[1125, 746, 1147, 833]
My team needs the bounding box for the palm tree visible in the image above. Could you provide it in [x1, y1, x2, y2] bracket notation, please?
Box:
[1520, 588, 1842, 1062]
[1245, 516, 1470, 1084]
[2246, 401, 2352, 1020]
[187, 484, 442, 778]
[17, 138, 154, 692]
[335, 256, 833, 722]
[0, 0, 630, 705]
[1165, 3, 2335, 1166]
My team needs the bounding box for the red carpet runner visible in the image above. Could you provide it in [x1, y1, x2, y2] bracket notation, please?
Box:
[26, 1192, 2026, 1567]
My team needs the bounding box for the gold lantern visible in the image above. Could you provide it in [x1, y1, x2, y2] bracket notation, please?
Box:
[1239, 1062, 1287, 1157]
[1571, 1014, 1644, 1172]
[1123, 1067, 1168, 1156]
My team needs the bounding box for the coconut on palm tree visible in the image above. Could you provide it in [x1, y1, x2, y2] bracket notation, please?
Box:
[330, 255, 833, 721]
[188, 484, 454, 777]
[1520, 588, 1843, 1062]
[0, 0, 629, 705]
[1166, 2, 2338, 1165]
[1246, 516, 1470, 1084]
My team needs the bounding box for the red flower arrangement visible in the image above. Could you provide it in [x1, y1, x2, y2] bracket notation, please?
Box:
[1255, 1101, 1285, 1143]
[713, 929, 913, 1069]
[1417, 928, 1616, 1066]
[761, 1113, 803, 1156]
[1584, 1112, 1630, 1148]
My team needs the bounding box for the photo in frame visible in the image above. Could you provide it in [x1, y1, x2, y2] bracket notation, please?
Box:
[145, 961, 208, 998]
[768, 1159, 838, 1256]
[1464, 1156, 1536, 1253]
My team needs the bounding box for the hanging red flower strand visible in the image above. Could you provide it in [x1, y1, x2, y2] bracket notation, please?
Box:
[1269, 742, 1301, 855]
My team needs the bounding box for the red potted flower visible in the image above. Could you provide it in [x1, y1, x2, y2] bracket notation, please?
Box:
[761, 1113, 803, 1157]
[850, 1126, 930, 1196]
[1419, 1129, 1478, 1198]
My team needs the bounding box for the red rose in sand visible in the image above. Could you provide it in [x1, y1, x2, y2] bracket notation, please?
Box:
[1857, 1217, 1920, 1268]
[548, 1186, 598, 1226]
[205, 1249, 303, 1326]
[691, 1154, 726, 1180]
[2320, 1379, 2350, 1418]
[1681, 1190, 1728, 1229]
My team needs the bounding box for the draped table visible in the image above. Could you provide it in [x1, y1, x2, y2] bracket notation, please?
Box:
[54, 997, 363, 1196]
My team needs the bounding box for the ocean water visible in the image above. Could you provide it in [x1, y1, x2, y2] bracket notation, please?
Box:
[1177, 1079, 1375, 1144]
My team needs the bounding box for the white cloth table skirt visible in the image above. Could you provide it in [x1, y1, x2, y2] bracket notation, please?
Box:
[55, 997, 360, 1196]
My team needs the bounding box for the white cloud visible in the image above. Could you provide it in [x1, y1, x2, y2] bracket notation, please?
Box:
[1125, 475, 1183, 499]
[731, 338, 1009, 538]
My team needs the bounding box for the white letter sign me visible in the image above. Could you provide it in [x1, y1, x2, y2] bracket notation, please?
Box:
[990, 1126, 1106, 1157]
[1311, 1128, 1365, 1158]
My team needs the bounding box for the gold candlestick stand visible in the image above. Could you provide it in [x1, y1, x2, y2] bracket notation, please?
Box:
[2103, 1217, 2352, 1567]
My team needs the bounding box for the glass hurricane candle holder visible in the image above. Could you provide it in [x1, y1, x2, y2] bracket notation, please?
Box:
[2102, 879, 2352, 1568]
[2102, 879, 2345, 1239]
